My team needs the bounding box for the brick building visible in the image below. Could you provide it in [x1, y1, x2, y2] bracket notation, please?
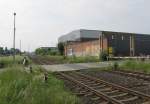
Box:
[58, 29, 150, 57]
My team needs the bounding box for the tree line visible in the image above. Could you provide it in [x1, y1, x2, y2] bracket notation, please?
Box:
[0, 47, 21, 55]
[35, 43, 64, 56]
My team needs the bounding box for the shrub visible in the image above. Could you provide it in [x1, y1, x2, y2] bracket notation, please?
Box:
[99, 51, 108, 61]
[113, 62, 119, 70]
[57, 43, 64, 55]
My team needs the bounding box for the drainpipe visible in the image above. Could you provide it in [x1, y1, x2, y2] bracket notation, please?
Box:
[130, 35, 135, 56]
[101, 33, 104, 52]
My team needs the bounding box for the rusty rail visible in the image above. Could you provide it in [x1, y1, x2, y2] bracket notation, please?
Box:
[108, 70, 150, 81]
[57, 71, 150, 104]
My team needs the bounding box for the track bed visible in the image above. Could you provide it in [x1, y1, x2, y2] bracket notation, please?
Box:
[55, 71, 150, 104]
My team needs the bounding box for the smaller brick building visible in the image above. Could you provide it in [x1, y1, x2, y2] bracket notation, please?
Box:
[58, 29, 150, 57]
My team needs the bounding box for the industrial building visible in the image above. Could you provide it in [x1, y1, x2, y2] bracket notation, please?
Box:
[58, 29, 150, 57]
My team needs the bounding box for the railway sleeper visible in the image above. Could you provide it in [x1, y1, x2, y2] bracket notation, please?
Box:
[104, 90, 119, 94]
[74, 87, 87, 92]
[84, 92, 93, 97]
[106, 91, 125, 96]
[73, 72, 150, 100]
[91, 96, 100, 101]
[119, 96, 138, 102]
[78, 78, 91, 81]
[118, 96, 138, 102]
[113, 71, 150, 81]
[88, 83, 101, 86]
[92, 85, 106, 89]
[58, 72, 150, 104]
[83, 81, 97, 84]
[110, 93, 128, 98]
[98, 87, 112, 92]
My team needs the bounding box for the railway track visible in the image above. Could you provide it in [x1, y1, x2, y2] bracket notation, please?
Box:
[28, 54, 50, 65]
[108, 70, 150, 81]
[57, 71, 150, 104]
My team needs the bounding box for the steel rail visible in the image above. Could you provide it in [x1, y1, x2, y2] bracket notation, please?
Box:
[57, 71, 150, 104]
[108, 70, 150, 81]
[73, 71, 150, 100]
[58, 72, 123, 104]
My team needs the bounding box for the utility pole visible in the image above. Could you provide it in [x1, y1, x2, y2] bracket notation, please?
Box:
[20, 40, 21, 56]
[13, 13, 16, 62]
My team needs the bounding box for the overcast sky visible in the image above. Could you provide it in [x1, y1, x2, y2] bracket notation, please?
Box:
[0, 0, 150, 51]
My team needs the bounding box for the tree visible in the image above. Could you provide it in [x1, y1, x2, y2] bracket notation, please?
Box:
[35, 47, 59, 56]
[4, 47, 8, 55]
[0, 47, 4, 55]
[57, 43, 64, 55]
[35, 48, 47, 55]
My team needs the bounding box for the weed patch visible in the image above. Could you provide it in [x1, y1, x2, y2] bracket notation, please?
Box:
[0, 66, 79, 104]
[120, 60, 150, 73]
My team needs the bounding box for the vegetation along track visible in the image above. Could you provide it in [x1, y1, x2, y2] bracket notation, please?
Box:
[56, 71, 150, 104]
[107, 70, 150, 81]
[28, 54, 50, 65]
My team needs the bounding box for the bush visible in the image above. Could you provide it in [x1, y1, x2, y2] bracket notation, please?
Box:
[113, 62, 119, 70]
[99, 51, 108, 61]
[57, 43, 64, 55]
[0, 61, 4, 68]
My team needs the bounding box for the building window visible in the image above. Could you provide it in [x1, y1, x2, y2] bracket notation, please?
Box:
[122, 35, 124, 40]
[67, 49, 73, 56]
[112, 35, 114, 39]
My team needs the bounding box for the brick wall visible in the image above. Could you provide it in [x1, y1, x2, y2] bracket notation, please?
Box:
[65, 39, 108, 57]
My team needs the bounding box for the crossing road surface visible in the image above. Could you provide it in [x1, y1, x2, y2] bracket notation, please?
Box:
[41, 62, 115, 72]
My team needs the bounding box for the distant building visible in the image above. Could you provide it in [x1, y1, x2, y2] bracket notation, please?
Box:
[39, 47, 58, 51]
[58, 29, 150, 57]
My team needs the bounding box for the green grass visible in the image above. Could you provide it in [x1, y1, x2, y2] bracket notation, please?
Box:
[0, 55, 23, 67]
[0, 55, 33, 68]
[66, 56, 99, 63]
[0, 65, 79, 104]
[120, 60, 150, 73]
[42, 55, 100, 63]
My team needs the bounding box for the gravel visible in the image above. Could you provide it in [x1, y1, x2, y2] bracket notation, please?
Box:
[79, 69, 150, 95]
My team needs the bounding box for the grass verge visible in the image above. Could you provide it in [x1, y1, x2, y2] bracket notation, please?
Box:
[0, 55, 23, 67]
[120, 60, 150, 73]
[42, 55, 100, 63]
[0, 56, 79, 104]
